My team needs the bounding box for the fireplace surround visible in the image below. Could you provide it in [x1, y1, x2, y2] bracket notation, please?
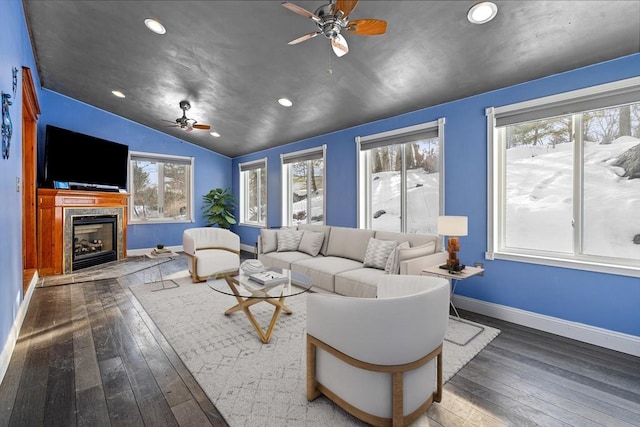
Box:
[37, 189, 128, 275]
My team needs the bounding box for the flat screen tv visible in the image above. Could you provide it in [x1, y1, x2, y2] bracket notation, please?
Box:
[43, 125, 129, 191]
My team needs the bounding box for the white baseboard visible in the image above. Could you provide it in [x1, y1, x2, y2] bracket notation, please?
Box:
[0, 272, 39, 385]
[453, 295, 640, 357]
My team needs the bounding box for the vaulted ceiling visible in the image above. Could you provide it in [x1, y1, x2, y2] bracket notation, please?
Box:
[23, 1, 640, 157]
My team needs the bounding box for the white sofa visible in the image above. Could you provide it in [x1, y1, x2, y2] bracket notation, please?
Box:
[183, 228, 240, 282]
[306, 274, 450, 426]
[258, 224, 447, 298]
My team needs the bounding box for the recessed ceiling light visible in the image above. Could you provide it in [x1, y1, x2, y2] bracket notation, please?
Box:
[111, 90, 125, 98]
[278, 98, 293, 107]
[467, 2, 498, 24]
[210, 131, 221, 138]
[144, 18, 166, 35]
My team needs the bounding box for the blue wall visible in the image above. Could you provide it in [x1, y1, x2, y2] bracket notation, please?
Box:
[0, 0, 41, 366]
[38, 90, 232, 249]
[233, 54, 640, 337]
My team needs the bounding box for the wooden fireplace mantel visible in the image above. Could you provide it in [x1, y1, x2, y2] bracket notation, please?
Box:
[37, 188, 129, 276]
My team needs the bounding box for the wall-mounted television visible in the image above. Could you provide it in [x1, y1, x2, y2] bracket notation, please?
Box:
[43, 125, 129, 191]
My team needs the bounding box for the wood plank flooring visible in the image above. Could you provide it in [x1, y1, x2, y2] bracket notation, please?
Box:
[1, 254, 639, 426]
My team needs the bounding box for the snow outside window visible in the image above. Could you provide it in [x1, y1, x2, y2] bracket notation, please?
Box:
[129, 152, 193, 223]
[239, 158, 267, 226]
[281, 146, 325, 226]
[357, 119, 445, 234]
[487, 77, 640, 276]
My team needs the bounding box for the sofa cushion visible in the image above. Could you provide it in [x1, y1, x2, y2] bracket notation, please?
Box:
[335, 268, 386, 298]
[385, 241, 410, 274]
[259, 251, 315, 270]
[298, 230, 325, 257]
[291, 256, 363, 293]
[260, 229, 278, 254]
[326, 227, 375, 262]
[277, 229, 304, 252]
[398, 241, 436, 262]
[298, 224, 332, 256]
[363, 238, 398, 270]
[374, 231, 440, 252]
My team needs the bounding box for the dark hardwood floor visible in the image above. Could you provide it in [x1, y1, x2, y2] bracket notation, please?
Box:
[1, 254, 639, 426]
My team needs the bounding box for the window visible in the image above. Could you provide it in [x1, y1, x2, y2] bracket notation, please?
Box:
[281, 145, 325, 226]
[357, 119, 445, 234]
[487, 77, 640, 275]
[239, 158, 267, 226]
[129, 152, 193, 223]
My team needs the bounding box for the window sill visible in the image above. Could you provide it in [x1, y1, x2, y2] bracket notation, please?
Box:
[239, 222, 266, 228]
[487, 251, 640, 278]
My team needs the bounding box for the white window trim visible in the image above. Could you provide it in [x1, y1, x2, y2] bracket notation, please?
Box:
[281, 145, 326, 226]
[238, 157, 267, 227]
[486, 77, 640, 278]
[356, 118, 445, 232]
[128, 150, 194, 224]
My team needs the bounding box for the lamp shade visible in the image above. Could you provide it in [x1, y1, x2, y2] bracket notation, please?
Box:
[437, 216, 468, 236]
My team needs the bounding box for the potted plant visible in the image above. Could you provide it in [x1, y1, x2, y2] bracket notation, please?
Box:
[202, 187, 237, 229]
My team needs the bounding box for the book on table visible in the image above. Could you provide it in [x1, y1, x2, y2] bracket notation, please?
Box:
[249, 270, 289, 286]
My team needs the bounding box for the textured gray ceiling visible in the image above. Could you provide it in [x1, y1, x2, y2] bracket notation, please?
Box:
[23, 1, 640, 158]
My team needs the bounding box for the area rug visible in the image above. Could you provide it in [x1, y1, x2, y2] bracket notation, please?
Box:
[129, 272, 500, 426]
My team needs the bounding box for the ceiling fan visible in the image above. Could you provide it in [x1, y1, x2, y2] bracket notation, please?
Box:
[281, 0, 387, 57]
[166, 100, 211, 132]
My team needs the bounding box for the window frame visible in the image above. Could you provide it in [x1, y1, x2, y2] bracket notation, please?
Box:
[486, 76, 640, 277]
[238, 157, 268, 227]
[356, 118, 446, 234]
[128, 151, 194, 224]
[281, 145, 326, 226]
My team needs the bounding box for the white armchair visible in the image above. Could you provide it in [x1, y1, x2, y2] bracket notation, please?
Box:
[182, 227, 240, 282]
[306, 275, 449, 426]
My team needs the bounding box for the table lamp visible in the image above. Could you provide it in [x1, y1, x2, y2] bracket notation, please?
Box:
[437, 216, 468, 270]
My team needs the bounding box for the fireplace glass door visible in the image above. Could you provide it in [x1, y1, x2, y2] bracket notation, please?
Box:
[72, 215, 118, 270]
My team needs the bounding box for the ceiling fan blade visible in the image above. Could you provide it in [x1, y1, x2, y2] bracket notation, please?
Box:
[347, 19, 387, 35]
[331, 34, 349, 57]
[281, 2, 321, 22]
[333, 0, 358, 18]
[288, 31, 321, 45]
[193, 124, 211, 130]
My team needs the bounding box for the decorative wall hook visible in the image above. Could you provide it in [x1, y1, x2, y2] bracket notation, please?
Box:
[12, 67, 18, 97]
[2, 92, 13, 159]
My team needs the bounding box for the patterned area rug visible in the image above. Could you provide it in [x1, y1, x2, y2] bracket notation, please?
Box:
[129, 271, 500, 426]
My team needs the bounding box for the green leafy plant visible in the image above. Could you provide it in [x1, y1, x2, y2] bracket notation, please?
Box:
[202, 187, 237, 229]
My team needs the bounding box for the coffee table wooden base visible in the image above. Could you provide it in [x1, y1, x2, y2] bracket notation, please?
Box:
[224, 283, 293, 343]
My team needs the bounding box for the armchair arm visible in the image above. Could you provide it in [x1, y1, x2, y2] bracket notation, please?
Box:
[400, 251, 448, 275]
[183, 232, 197, 256]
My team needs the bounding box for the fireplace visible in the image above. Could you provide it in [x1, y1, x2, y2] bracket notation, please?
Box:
[37, 189, 128, 276]
[72, 215, 118, 270]
[63, 206, 126, 274]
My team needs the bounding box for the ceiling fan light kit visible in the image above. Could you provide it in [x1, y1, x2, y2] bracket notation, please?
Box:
[282, 0, 387, 57]
[166, 100, 212, 132]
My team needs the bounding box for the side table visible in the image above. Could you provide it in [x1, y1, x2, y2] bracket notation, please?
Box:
[145, 251, 179, 291]
[421, 265, 484, 319]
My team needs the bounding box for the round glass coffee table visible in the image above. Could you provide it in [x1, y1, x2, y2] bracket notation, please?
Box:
[208, 268, 312, 343]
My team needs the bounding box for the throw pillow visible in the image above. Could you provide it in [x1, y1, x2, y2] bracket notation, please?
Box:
[385, 241, 410, 274]
[363, 238, 398, 270]
[277, 229, 304, 252]
[260, 229, 278, 254]
[298, 230, 325, 257]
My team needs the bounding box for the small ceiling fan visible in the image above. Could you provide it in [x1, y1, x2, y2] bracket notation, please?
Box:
[281, 0, 387, 57]
[166, 100, 211, 132]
